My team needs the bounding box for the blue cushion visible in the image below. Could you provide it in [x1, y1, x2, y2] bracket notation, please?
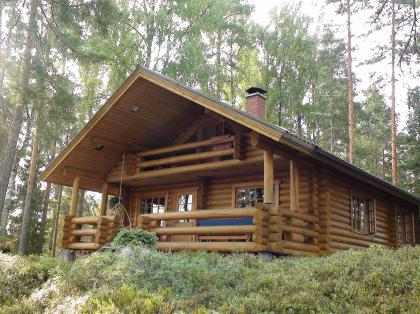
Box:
[197, 217, 253, 226]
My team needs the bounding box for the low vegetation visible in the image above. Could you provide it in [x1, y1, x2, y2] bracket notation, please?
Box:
[0, 245, 419, 313]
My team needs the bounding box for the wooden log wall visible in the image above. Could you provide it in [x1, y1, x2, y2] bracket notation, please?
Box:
[327, 174, 394, 253]
[59, 215, 120, 250]
[122, 134, 418, 256]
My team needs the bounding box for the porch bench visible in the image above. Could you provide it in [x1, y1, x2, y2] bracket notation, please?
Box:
[196, 217, 253, 242]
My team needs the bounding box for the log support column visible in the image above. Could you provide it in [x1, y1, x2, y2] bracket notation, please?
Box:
[100, 183, 109, 216]
[290, 160, 299, 211]
[69, 177, 80, 216]
[263, 150, 274, 259]
[263, 150, 274, 204]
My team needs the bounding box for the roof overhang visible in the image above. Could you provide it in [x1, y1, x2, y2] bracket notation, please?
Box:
[40, 66, 420, 207]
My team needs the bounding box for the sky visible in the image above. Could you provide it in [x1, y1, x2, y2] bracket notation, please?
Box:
[249, 0, 418, 131]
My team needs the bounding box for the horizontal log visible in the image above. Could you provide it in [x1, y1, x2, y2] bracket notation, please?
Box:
[283, 225, 318, 238]
[330, 234, 374, 247]
[108, 155, 268, 182]
[138, 136, 234, 157]
[282, 210, 319, 224]
[138, 148, 234, 168]
[70, 216, 98, 224]
[149, 225, 255, 235]
[157, 241, 263, 252]
[65, 242, 100, 250]
[282, 240, 319, 253]
[267, 242, 283, 253]
[330, 241, 365, 251]
[284, 233, 305, 243]
[330, 227, 388, 244]
[268, 233, 282, 242]
[69, 229, 97, 237]
[282, 248, 319, 257]
[141, 208, 256, 221]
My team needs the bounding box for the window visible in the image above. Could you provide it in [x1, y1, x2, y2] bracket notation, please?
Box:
[236, 187, 264, 208]
[177, 194, 194, 222]
[141, 197, 166, 214]
[351, 196, 375, 234]
[396, 211, 414, 244]
[178, 194, 193, 212]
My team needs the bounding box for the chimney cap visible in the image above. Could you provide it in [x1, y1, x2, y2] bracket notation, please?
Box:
[246, 87, 267, 95]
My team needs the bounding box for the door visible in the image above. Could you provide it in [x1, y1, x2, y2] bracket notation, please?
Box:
[173, 191, 197, 242]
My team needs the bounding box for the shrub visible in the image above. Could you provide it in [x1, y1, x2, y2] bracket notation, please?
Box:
[113, 228, 158, 248]
[1, 246, 419, 313]
[0, 255, 60, 306]
[81, 285, 171, 314]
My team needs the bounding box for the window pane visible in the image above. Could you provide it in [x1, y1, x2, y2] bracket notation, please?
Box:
[236, 187, 264, 208]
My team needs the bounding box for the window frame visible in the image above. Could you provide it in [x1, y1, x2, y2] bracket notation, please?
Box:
[175, 190, 197, 223]
[232, 181, 279, 208]
[396, 209, 414, 244]
[350, 193, 376, 235]
[137, 193, 168, 215]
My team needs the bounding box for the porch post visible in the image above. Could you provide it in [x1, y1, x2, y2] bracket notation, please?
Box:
[69, 176, 80, 216]
[100, 183, 109, 216]
[290, 160, 299, 211]
[264, 150, 274, 204]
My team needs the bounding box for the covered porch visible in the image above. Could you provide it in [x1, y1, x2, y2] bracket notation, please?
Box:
[58, 131, 320, 257]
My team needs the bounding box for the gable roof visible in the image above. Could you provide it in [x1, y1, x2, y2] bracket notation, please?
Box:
[40, 65, 420, 206]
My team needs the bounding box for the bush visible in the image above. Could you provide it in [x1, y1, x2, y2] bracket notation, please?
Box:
[1, 246, 419, 313]
[113, 228, 158, 248]
[0, 255, 60, 306]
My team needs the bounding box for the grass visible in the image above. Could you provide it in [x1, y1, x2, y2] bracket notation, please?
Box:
[0, 245, 419, 313]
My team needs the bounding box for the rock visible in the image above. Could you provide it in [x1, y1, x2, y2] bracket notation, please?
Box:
[59, 248, 75, 262]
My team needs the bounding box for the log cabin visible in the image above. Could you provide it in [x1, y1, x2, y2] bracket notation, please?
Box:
[40, 66, 420, 257]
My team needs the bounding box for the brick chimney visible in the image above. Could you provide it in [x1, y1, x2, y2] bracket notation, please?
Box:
[245, 87, 267, 120]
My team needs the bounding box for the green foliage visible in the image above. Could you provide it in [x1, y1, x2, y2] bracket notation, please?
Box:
[0, 254, 60, 306]
[113, 228, 158, 248]
[2, 246, 417, 313]
[81, 285, 170, 314]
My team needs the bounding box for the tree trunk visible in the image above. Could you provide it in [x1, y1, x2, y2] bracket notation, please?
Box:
[51, 185, 63, 257]
[390, 2, 398, 185]
[346, 0, 355, 164]
[77, 189, 85, 217]
[37, 181, 51, 254]
[0, 105, 23, 220]
[216, 31, 222, 99]
[0, 0, 36, 222]
[0, 157, 17, 243]
[18, 124, 39, 256]
[37, 143, 56, 253]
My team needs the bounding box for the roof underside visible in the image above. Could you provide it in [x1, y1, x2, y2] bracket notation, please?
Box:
[41, 66, 420, 206]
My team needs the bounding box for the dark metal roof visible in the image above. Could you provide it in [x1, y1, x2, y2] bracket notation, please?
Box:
[137, 65, 420, 206]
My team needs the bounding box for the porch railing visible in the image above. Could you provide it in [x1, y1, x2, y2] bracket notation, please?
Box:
[138, 204, 269, 252]
[59, 215, 119, 250]
[137, 203, 320, 256]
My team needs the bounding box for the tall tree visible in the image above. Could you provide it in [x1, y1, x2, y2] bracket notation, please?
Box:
[259, 4, 317, 135]
[18, 125, 39, 256]
[398, 86, 420, 195]
[390, 1, 398, 184]
[327, 0, 358, 164]
[346, 0, 355, 164]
